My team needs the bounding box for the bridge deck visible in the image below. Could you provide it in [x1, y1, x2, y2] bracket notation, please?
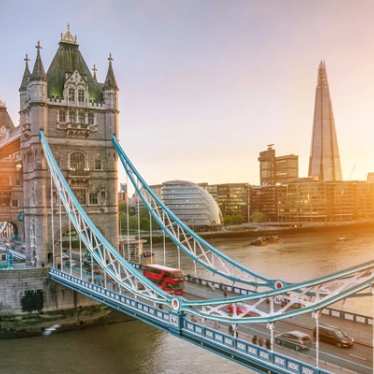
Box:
[185, 281, 372, 374]
[50, 268, 331, 374]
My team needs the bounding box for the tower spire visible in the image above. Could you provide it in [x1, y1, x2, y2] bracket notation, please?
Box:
[308, 61, 342, 181]
[60, 23, 78, 45]
[92, 64, 98, 81]
[19, 54, 31, 91]
[30, 41, 46, 82]
[103, 53, 119, 91]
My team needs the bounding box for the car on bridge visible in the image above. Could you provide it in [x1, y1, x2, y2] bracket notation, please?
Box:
[224, 304, 259, 317]
[275, 331, 312, 351]
[313, 324, 354, 348]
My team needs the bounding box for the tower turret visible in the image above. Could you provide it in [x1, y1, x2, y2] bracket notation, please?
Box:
[103, 53, 119, 111]
[21, 28, 119, 266]
[19, 54, 31, 111]
[92, 64, 98, 81]
[28, 41, 47, 104]
[103, 53, 119, 137]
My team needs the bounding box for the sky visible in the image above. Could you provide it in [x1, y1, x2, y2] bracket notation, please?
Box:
[1, 0, 374, 185]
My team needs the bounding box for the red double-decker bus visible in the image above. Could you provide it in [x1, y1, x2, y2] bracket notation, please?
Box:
[143, 264, 184, 295]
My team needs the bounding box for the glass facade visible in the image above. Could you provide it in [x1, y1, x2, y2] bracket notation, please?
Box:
[161, 180, 223, 229]
[258, 145, 298, 186]
[250, 181, 374, 222]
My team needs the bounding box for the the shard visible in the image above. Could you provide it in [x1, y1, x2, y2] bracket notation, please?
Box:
[308, 61, 342, 181]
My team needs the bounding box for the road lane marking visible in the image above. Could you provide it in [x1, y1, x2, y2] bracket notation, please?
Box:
[349, 353, 368, 361]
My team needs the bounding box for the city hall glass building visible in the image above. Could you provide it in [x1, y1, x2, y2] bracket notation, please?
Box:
[161, 181, 223, 230]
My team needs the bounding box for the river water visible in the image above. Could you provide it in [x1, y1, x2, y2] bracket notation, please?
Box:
[2, 227, 374, 374]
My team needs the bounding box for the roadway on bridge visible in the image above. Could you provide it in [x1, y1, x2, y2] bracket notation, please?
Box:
[185, 282, 372, 374]
[62, 252, 373, 373]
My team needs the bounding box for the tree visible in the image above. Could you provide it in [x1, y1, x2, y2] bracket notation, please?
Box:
[21, 290, 44, 313]
[119, 203, 158, 233]
[223, 215, 244, 225]
[251, 211, 267, 223]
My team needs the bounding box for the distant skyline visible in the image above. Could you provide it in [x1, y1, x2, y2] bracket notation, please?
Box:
[1, 0, 374, 185]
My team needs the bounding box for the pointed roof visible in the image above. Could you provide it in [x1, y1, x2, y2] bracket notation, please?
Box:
[30, 41, 46, 82]
[47, 28, 102, 101]
[60, 24, 78, 45]
[308, 61, 342, 181]
[0, 101, 15, 130]
[103, 54, 119, 91]
[317, 60, 329, 87]
[19, 54, 31, 91]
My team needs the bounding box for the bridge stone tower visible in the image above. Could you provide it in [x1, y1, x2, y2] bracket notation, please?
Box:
[20, 27, 119, 265]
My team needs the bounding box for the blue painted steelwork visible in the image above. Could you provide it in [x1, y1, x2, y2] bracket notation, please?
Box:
[112, 135, 374, 324]
[50, 268, 330, 374]
[40, 131, 171, 304]
[0, 250, 13, 270]
[112, 135, 280, 290]
[41, 130, 374, 322]
[40, 131, 374, 372]
[185, 273, 374, 327]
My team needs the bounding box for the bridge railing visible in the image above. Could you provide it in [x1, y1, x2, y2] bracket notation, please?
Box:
[183, 320, 327, 374]
[321, 307, 372, 326]
[185, 274, 374, 326]
[50, 268, 331, 374]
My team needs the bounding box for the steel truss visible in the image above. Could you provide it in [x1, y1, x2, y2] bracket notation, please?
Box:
[40, 131, 171, 305]
[112, 136, 282, 291]
[0, 222, 14, 240]
[182, 259, 374, 323]
[41, 131, 374, 326]
[112, 135, 374, 324]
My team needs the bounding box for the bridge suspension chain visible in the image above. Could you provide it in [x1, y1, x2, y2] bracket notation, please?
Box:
[112, 135, 279, 291]
[40, 131, 171, 305]
[41, 131, 374, 326]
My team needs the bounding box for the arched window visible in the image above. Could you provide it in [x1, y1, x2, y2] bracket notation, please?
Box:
[78, 89, 85, 103]
[69, 110, 76, 123]
[89, 192, 98, 205]
[70, 152, 86, 171]
[74, 189, 87, 205]
[0, 126, 6, 138]
[94, 156, 102, 170]
[101, 190, 106, 203]
[59, 110, 66, 122]
[68, 88, 75, 102]
[88, 112, 95, 125]
[78, 111, 85, 124]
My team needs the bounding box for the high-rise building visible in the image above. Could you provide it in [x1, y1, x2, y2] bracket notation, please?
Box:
[206, 183, 250, 222]
[308, 61, 342, 181]
[258, 144, 298, 186]
[367, 173, 374, 183]
[118, 183, 128, 204]
[250, 180, 374, 222]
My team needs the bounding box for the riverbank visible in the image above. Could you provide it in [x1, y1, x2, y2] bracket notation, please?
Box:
[137, 220, 374, 243]
[0, 305, 131, 339]
[201, 219, 374, 240]
[0, 267, 133, 339]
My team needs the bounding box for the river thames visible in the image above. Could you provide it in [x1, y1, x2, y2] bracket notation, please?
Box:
[1, 227, 373, 374]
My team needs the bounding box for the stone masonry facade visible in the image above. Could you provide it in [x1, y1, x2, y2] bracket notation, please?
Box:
[17, 28, 119, 266]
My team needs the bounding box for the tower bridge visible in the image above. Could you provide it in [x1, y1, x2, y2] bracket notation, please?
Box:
[0, 27, 119, 265]
[0, 28, 373, 374]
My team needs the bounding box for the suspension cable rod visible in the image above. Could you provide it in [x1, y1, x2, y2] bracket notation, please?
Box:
[50, 175, 55, 267]
[59, 195, 63, 272]
[69, 218, 72, 275]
